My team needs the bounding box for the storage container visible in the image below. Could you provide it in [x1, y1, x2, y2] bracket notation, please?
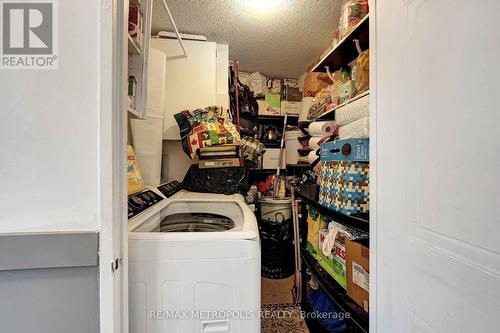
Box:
[281, 101, 301, 115]
[284, 128, 302, 165]
[262, 148, 286, 169]
[258, 197, 292, 224]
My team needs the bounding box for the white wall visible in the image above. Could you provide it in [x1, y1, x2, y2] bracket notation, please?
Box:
[0, 0, 100, 234]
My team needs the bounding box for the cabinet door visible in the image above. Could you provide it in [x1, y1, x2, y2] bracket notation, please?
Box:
[373, 0, 500, 332]
[151, 39, 217, 140]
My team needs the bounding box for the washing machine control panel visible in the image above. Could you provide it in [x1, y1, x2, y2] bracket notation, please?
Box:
[157, 180, 182, 198]
[128, 190, 163, 219]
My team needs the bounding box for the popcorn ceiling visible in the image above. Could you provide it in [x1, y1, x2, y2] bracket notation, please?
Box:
[151, 0, 343, 78]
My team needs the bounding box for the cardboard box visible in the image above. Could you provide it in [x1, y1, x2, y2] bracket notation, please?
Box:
[283, 86, 302, 101]
[257, 99, 267, 115]
[318, 229, 347, 290]
[346, 238, 369, 312]
[262, 148, 286, 169]
[284, 78, 298, 88]
[281, 101, 301, 115]
[320, 139, 369, 162]
[263, 94, 281, 115]
[267, 79, 282, 94]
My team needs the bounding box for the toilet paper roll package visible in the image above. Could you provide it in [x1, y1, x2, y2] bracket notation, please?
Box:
[309, 136, 332, 150]
[338, 117, 369, 139]
[308, 150, 319, 165]
[309, 121, 337, 136]
[335, 94, 369, 126]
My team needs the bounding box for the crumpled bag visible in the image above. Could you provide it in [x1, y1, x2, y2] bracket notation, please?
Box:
[355, 49, 369, 93]
[174, 106, 240, 159]
[303, 72, 333, 97]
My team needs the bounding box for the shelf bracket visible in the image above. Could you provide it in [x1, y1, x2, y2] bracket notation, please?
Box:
[353, 39, 362, 55]
[324, 66, 336, 83]
[160, 0, 188, 59]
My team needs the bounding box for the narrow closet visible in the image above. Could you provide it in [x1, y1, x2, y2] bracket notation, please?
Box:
[124, 1, 371, 332]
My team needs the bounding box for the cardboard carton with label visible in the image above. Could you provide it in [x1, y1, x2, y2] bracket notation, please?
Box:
[346, 238, 369, 312]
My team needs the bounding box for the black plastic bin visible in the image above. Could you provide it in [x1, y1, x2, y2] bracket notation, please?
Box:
[258, 219, 295, 279]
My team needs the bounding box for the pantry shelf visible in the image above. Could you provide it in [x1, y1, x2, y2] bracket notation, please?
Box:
[301, 248, 369, 333]
[256, 115, 299, 128]
[312, 14, 369, 73]
[128, 34, 142, 55]
[295, 189, 369, 233]
[127, 107, 141, 118]
[317, 90, 370, 120]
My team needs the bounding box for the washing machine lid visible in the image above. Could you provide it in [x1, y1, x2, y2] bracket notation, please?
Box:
[130, 190, 259, 240]
[171, 190, 245, 202]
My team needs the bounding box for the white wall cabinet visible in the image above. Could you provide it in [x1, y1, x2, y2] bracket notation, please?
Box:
[149, 38, 229, 140]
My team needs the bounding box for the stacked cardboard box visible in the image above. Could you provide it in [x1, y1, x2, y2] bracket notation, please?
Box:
[258, 78, 302, 116]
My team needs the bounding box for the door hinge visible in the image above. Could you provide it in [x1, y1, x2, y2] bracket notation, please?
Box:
[111, 257, 122, 273]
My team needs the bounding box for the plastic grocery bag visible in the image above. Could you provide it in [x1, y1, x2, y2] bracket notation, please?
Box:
[249, 72, 269, 96]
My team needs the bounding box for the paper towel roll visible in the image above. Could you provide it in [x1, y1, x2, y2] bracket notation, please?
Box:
[131, 118, 164, 186]
[299, 97, 314, 122]
[309, 137, 323, 150]
[146, 48, 167, 120]
[308, 150, 319, 164]
[309, 121, 337, 136]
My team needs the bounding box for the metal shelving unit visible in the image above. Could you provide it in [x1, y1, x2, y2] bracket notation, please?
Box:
[302, 248, 369, 333]
[296, 11, 371, 333]
[295, 189, 369, 233]
[317, 90, 370, 120]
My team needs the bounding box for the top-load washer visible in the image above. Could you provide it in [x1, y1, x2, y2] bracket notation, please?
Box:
[128, 182, 261, 333]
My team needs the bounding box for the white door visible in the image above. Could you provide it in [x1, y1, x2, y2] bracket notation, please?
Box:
[373, 0, 500, 332]
[99, 0, 128, 332]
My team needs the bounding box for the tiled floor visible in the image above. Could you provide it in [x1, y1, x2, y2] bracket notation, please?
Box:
[261, 276, 310, 333]
[262, 276, 295, 304]
[261, 303, 309, 333]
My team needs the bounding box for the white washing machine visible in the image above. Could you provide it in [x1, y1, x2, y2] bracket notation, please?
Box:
[128, 182, 261, 333]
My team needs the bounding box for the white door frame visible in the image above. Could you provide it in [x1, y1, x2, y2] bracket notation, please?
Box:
[368, 0, 378, 331]
[98, 0, 128, 332]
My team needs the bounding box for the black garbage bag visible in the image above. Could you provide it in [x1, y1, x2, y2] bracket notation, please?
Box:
[182, 164, 250, 195]
[229, 66, 259, 121]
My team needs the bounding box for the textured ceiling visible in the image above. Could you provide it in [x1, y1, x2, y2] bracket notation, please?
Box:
[151, 0, 342, 78]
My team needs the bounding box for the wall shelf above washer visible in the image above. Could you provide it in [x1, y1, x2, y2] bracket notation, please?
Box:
[128, 107, 141, 118]
[128, 34, 142, 55]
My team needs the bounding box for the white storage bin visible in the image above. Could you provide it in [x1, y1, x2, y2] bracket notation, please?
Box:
[285, 128, 302, 165]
